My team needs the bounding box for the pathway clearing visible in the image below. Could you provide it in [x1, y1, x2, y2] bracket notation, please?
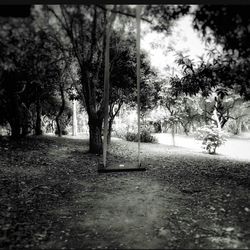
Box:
[0, 136, 249, 249]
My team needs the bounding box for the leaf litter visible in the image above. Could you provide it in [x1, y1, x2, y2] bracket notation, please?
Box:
[0, 135, 249, 249]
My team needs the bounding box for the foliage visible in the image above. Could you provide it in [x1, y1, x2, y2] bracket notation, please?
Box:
[125, 129, 157, 143]
[55, 129, 68, 135]
[143, 5, 190, 33]
[157, 82, 203, 134]
[42, 95, 73, 133]
[192, 6, 250, 100]
[193, 5, 250, 59]
[40, 4, 191, 153]
[195, 124, 228, 154]
[125, 131, 137, 142]
[113, 109, 157, 143]
[0, 14, 63, 137]
[107, 30, 160, 141]
[113, 126, 127, 140]
[171, 50, 250, 130]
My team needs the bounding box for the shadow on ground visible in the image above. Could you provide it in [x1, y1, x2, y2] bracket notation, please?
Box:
[0, 135, 249, 249]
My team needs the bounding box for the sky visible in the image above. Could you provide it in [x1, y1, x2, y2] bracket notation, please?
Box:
[141, 14, 208, 78]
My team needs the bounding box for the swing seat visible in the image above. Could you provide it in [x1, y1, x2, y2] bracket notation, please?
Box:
[98, 162, 146, 173]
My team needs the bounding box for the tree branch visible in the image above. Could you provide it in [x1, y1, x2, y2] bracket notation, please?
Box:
[96, 4, 153, 25]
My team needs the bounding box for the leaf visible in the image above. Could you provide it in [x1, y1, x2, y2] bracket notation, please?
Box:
[224, 227, 234, 232]
[158, 227, 169, 237]
[244, 207, 250, 212]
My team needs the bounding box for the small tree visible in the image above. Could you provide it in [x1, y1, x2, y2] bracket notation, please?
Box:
[195, 123, 227, 154]
[159, 82, 200, 145]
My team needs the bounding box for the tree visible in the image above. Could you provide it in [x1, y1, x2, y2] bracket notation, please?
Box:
[0, 13, 63, 138]
[171, 52, 250, 131]
[193, 5, 250, 59]
[192, 5, 250, 100]
[224, 99, 250, 134]
[159, 83, 192, 145]
[42, 95, 73, 135]
[72, 99, 78, 136]
[106, 29, 159, 143]
[143, 5, 190, 33]
[24, 29, 62, 136]
[43, 5, 117, 153]
[41, 4, 191, 153]
[0, 16, 31, 137]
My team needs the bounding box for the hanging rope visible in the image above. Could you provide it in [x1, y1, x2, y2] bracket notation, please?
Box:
[103, 5, 112, 168]
[102, 5, 142, 169]
[136, 5, 142, 167]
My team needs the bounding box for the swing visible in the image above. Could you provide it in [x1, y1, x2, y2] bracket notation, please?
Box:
[98, 5, 146, 173]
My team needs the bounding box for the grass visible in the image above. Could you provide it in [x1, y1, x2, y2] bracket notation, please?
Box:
[0, 134, 249, 249]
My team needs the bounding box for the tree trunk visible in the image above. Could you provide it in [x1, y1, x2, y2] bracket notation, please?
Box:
[10, 93, 21, 138]
[72, 100, 78, 136]
[107, 117, 114, 145]
[88, 117, 103, 154]
[56, 83, 65, 137]
[55, 117, 61, 137]
[21, 103, 32, 137]
[21, 113, 29, 136]
[160, 120, 163, 133]
[171, 123, 175, 146]
[184, 124, 189, 135]
[35, 98, 42, 135]
[204, 101, 208, 125]
[213, 108, 221, 130]
[107, 103, 122, 145]
[236, 119, 242, 135]
[10, 120, 21, 138]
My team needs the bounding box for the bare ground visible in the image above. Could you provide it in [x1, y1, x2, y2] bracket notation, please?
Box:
[0, 135, 250, 249]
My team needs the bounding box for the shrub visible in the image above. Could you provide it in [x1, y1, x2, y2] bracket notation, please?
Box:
[125, 129, 157, 143]
[113, 125, 128, 140]
[195, 124, 227, 154]
[125, 131, 137, 142]
[55, 129, 68, 135]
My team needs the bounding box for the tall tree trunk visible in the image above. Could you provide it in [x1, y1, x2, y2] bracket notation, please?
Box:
[21, 110, 29, 136]
[35, 98, 42, 135]
[160, 120, 163, 133]
[10, 93, 21, 138]
[107, 102, 122, 145]
[10, 120, 21, 138]
[55, 117, 61, 137]
[21, 103, 32, 136]
[56, 83, 65, 137]
[171, 123, 175, 146]
[88, 117, 103, 154]
[213, 108, 221, 130]
[107, 117, 114, 145]
[204, 101, 208, 125]
[236, 118, 242, 135]
[72, 100, 78, 136]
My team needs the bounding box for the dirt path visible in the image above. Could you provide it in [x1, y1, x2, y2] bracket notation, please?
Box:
[0, 136, 250, 249]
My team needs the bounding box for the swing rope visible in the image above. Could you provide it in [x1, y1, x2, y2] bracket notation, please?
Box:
[136, 5, 142, 167]
[102, 5, 142, 169]
[102, 5, 112, 168]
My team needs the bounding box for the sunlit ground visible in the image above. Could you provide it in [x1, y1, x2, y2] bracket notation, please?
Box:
[63, 131, 250, 161]
[154, 132, 250, 161]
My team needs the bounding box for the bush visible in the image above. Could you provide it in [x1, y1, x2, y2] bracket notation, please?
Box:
[113, 125, 128, 140]
[125, 129, 157, 143]
[195, 124, 227, 154]
[55, 129, 68, 135]
[125, 131, 137, 142]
